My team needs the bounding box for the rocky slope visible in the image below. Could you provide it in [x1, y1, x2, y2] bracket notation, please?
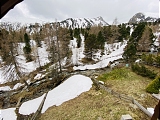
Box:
[129, 12, 158, 24]
[59, 16, 109, 29]
[26, 16, 109, 34]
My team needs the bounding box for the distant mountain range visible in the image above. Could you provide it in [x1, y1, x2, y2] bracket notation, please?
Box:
[59, 16, 109, 28]
[26, 13, 159, 33]
[128, 12, 159, 24]
[26, 16, 109, 33]
[58, 13, 159, 26]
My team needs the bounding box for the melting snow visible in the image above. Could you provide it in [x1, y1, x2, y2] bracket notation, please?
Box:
[41, 74, 92, 113]
[0, 41, 49, 84]
[18, 74, 92, 115]
[34, 73, 45, 80]
[1, 108, 17, 120]
[147, 108, 154, 115]
[19, 93, 46, 115]
[0, 86, 11, 91]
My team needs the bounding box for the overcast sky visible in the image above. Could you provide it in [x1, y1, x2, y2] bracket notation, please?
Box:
[1, 0, 159, 24]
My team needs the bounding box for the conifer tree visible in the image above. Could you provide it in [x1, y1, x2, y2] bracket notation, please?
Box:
[23, 33, 32, 62]
[84, 34, 96, 60]
[103, 26, 112, 42]
[74, 28, 80, 38]
[123, 23, 146, 62]
[118, 24, 130, 41]
[155, 55, 160, 66]
[69, 28, 73, 40]
[97, 31, 105, 49]
[123, 43, 137, 61]
[77, 34, 82, 48]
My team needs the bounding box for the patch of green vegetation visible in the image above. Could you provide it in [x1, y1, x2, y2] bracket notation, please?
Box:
[131, 63, 157, 79]
[97, 67, 130, 81]
[146, 76, 160, 94]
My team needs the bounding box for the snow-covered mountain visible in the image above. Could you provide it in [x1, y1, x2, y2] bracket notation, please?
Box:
[128, 13, 158, 24]
[26, 16, 109, 33]
[59, 16, 109, 28]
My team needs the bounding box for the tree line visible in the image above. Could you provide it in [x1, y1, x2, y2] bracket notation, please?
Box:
[0, 21, 159, 86]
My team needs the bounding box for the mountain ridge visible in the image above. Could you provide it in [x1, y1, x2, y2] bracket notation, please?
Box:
[59, 16, 109, 28]
[128, 12, 158, 24]
[26, 16, 109, 34]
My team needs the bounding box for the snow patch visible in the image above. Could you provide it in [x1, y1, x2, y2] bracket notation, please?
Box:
[147, 108, 154, 115]
[13, 83, 24, 90]
[18, 75, 92, 115]
[19, 93, 46, 115]
[73, 41, 127, 70]
[1, 108, 17, 120]
[41, 74, 92, 113]
[34, 73, 45, 80]
[0, 86, 11, 91]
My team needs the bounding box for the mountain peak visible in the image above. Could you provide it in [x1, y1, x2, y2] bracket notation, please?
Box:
[96, 16, 103, 21]
[129, 12, 157, 24]
[129, 12, 145, 24]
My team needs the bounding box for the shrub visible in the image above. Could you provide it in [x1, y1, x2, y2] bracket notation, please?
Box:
[141, 54, 160, 67]
[146, 54, 154, 65]
[131, 63, 139, 72]
[146, 76, 160, 94]
[131, 64, 157, 79]
[155, 55, 160, 66]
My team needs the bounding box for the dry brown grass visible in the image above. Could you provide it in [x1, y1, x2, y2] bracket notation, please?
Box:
[81, 58, 96, 64]
[39, 88, 153, 120]
[39, 68, 158, 120]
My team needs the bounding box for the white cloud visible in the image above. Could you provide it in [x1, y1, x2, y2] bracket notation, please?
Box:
[1, 0, 159, 24]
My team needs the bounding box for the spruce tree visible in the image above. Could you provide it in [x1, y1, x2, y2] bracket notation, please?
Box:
[69, 28, 74, 40]
[23, 33, 32, 61]
[103, 26, 112, 42]
[118, 24, 130, 41]
[123, 23, 146, 62]
[84, 34, 96, 60]
[77, 34, 82, 48]
[97, 31, 105, 49]
[123, 43, 137, 62]
[155, 55, 160, 66]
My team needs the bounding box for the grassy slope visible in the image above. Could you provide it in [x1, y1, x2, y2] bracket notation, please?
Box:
[39, 67, 158, 120]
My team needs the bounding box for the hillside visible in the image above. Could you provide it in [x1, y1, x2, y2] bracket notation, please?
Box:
[39, 68, 158, 120]
[0, 34, 126, 84]
[0, 18, 160, 120]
